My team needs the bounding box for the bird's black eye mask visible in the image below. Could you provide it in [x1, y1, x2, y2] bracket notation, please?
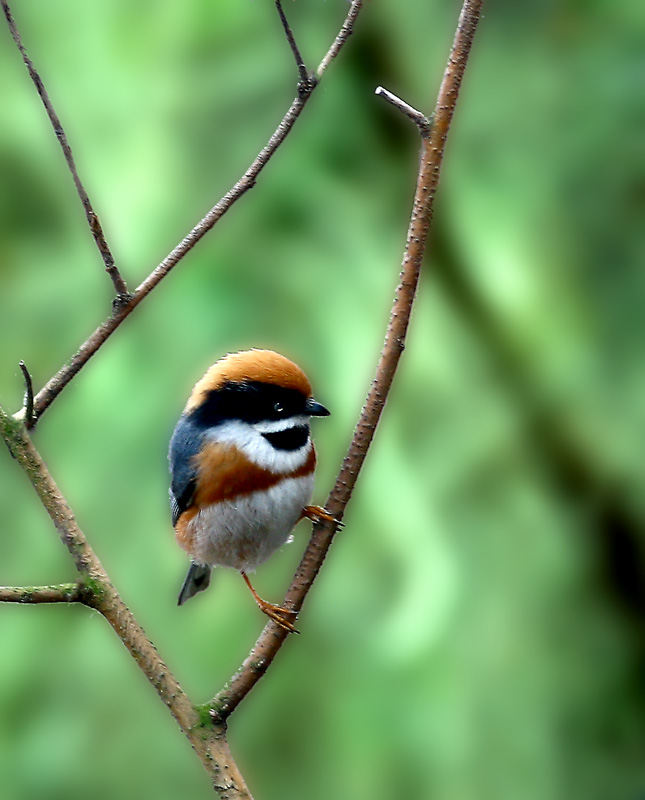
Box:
[189, 381, 310, 428]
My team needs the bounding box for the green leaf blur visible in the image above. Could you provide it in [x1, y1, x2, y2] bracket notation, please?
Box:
[1, 1, 644, 799]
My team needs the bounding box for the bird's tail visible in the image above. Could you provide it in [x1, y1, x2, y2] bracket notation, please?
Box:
[177, 562, 212, 606]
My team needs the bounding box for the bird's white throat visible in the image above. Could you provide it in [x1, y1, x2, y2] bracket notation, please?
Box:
[206, 418, 311, 474]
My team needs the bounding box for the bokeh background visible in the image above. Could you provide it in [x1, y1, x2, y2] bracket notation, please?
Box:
[1, 1, 644, 798]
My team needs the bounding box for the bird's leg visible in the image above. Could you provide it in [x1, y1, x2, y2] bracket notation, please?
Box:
[241, 571, 299, 634]
[302, 504, 344, 529]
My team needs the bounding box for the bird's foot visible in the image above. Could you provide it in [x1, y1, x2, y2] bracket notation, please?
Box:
[257, 598, 300, 634]
[241, 571, 300, 634]
[302, 504, 344, 529]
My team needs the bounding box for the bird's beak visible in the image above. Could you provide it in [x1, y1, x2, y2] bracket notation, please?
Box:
[306, 397, 330, 417]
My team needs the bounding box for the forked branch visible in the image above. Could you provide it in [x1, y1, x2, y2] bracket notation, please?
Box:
[1, 0, 486, 796]
[1, 3, 365, 798]
[0, 0, 128, 299]
[0, 405, 252, 799]
[211, 0, 486, 722]
[7, 0, 364, 426]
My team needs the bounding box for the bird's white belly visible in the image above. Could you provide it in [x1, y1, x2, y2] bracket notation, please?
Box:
[188, 474, 315, 572]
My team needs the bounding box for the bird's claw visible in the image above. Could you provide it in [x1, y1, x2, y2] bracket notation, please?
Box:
[259, 601, 300, 634]
[302, 504, 344, 530]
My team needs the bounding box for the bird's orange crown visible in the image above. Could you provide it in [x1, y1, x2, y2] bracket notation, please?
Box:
[183, 349, 313, 414]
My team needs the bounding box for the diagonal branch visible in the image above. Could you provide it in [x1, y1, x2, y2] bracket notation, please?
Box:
[0, 405, 253, 799]
[375, 86, 432, 136]
[316, 0, 363, 78]
[2, 0, 483, 792]
[1, 0, 128, 299]
[2, 5, 367, 796]
[11, 0, 364, 426]
[210, 0, 486, 722]
[275, 0, 310, 89]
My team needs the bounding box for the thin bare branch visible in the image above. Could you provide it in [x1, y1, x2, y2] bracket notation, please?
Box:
[0, 406, 253, 799]
[18, 360, 35, 429]
[0, 0, 128, 299]
[317, 0, 363, 77]
[0, 583, 84, 603]
[375, 85, 432, 137]
[11, 0, 364, 426]
[275, 0, 311, 89]
[211, 0, 486, 723]
[2, 6, 367, 794]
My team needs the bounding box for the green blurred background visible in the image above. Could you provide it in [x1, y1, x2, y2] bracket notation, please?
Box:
[1, 1, 644, 798]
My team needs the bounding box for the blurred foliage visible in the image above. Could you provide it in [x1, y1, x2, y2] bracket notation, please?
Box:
[1, 0, 644, 798]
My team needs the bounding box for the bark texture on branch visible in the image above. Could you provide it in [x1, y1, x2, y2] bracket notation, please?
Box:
[9, 1, 364, 426]
[212, 0, 486, 720]
[1, 0, 486, 796]
[0, 404, 252, 798]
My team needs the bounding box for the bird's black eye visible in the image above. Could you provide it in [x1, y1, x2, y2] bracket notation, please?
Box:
[273, 402, 284, 415]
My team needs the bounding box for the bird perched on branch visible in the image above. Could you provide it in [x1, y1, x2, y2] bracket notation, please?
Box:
[169, 349, 335, 633]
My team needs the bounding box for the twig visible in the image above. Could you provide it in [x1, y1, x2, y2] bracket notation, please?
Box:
[211, 0, 486, 722]
[0, 582, 85, 603]
[18, 360, 35, 429]
[0, 405, 253, 799]
[275, 0, 311, 89]
[2, 5, 366, 796]
[316, 0, 363, 78]
[11, 0, 364, 426]
[375, 86, 432, 137]
[0, 0, 129, 299]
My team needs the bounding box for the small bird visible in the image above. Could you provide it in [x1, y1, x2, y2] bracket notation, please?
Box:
[169, 349, 334, 633]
